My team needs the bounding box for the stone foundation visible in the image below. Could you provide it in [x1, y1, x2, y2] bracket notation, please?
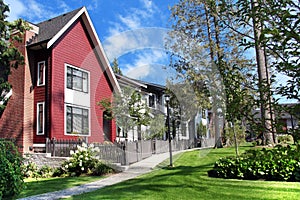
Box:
[24, 153, 69, 169]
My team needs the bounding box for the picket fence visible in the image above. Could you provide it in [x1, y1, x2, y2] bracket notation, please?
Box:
[46, 138, 214, 165]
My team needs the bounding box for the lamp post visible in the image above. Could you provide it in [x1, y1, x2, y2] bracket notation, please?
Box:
[165, 94, 173, 167]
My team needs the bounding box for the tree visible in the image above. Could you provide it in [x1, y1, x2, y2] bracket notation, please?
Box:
[111, 58, 122, 75]
[0, 0, 29, 115]
[167, 0, 256, 146]
[99, 86, 151, 140]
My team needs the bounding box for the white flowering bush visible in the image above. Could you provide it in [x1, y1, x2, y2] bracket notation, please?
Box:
[58, 143, 113, 176]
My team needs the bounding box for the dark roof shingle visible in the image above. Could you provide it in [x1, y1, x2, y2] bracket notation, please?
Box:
[28, 7, 83, 46]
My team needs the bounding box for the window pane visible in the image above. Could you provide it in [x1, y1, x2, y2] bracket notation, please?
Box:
[37, 103, 44, 134]
[67, 68, 72, 89]
[82, 72, 88, 93]
[66, 66, 89, 93]
[66, 106, 72, 133]
[73, 76, 82, 91]
[38, 62, 45, 85]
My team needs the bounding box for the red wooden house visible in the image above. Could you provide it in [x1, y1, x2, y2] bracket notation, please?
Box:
[0, 7, 120, 153]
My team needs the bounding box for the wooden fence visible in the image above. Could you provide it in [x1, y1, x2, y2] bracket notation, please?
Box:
[46, 138, 214, 165]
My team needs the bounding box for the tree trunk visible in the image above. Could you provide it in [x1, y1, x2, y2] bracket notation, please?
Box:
[251, 0, 274, 145]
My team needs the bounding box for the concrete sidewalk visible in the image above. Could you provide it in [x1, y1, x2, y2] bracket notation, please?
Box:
[18, 151, 185, 200]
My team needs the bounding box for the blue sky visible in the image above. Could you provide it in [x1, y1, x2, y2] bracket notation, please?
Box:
[5, 0, 179, 85]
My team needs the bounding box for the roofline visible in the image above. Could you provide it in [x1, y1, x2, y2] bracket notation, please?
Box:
[46, 7, 121, 93]
[115, 74, 147, 89]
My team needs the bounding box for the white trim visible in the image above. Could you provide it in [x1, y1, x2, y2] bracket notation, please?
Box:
[46, 7, 121, 93]
[36, 102, 45, 135]
[33, 143, 46, 147]
[37, 61, 46, 86]
[64, 104, 91, 137]
[47, 8, 85, 49]
[0, 89, 12, 105]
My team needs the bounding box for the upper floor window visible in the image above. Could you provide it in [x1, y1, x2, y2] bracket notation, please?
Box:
[37, 102, 45, 135]
[66, 65, 89, 93]
[37, 61, 45, 86]
[149, 94, 156, 108]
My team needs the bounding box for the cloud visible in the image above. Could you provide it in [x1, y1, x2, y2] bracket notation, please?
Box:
[4, 0, 26, 21]
[123, 50, 169, 80]
[4, 0, 70, 23]
[87, 0, 99, 11]
[103, 27, 169, 61]
[107, 0, 159, 36]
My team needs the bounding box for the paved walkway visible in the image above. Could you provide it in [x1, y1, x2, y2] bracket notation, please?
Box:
[19, 151, 185, 200]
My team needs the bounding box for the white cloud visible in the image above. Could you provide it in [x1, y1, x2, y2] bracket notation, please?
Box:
[103, 27, 169, 61]
[4, 0, 70, 23]
[107, 0, 159, 36]
[87, 0, 99, 11]
[4, 0, 26, 21]
[124, 50, 168, 80]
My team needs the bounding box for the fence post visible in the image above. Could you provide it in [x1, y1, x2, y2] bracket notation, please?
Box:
[46, 138, 50, 154]
[124, 140, 129, 165]
[52, 138, 56, 157]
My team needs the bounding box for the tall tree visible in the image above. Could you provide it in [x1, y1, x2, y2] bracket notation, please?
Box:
[167, 0, 255, 145]
[0, 0, 29, 115]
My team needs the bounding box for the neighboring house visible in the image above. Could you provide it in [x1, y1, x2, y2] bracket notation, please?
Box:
[114, 74, 215, 146]
[114, 74, 163, 141]
[0, 7, 120, 153]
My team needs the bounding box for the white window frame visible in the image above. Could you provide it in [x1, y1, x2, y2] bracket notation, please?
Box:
[37, 61, 46, 86]
[65, 104, 91, 136]
[36, 102, 45, 135]
[66, 64, 89, 93]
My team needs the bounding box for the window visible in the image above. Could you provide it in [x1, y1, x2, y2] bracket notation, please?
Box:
[37, 61, 46, 86]
[149, 94, 156, 108]
[37, 102, 45, 135]
[67, 66, 88, 93]
[66, 105, 89, 135]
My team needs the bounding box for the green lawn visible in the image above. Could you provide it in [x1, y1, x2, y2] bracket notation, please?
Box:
[63, 145, 300, 200]
[16, 176, 104, 199]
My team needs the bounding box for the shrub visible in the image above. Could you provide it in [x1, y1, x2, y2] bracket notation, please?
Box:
[209, 145, 300, 181]
[90, 161, 114, 176]
[0, 141, 25, 199]
[277, 134, 294, 144]
[60, 143, 114, 176]
[22, 161, 38, 178]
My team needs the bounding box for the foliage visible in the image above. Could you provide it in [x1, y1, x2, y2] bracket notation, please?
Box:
[210, 145, 300, 181]
[224, 122, 246, 146]
[111, 58, 122, 75]
[0, 140, 25, 199]
[0, 0, 30, 115]
[167, 0, 261, 144]
[58, 143, 114, 177]
[277, 134, 294, 145]
[99, 86, 151, 139]
[146, 114, 166, 139]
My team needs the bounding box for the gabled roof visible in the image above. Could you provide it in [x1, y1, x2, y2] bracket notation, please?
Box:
[27, 7, 121, 93]
[28, 7, 83, 46]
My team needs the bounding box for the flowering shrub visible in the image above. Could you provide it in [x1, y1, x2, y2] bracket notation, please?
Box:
[59, 143, 113, 176]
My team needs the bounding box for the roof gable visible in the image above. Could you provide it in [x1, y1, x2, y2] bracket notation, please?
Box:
[28, 7, 121, 93]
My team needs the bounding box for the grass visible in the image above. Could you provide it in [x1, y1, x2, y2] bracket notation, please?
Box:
[62, 144, 300, 200]
[16, 176, 105, 199]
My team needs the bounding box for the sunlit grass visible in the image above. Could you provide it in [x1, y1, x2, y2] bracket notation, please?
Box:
[63, 144, 300, 200]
